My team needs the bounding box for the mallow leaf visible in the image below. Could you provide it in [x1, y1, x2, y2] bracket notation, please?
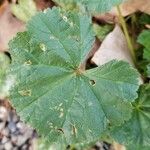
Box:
[138, 30, 150, 61]
[126, 144, 150, 150]
[138, 30, 150, 52]
[77, 0, 124, 14]
[9, 8, 139, 146]
[0, 53, 10, 94]
[54, 0, 125, 14]
[54, 0, 79, 11]
[147, 65, 150, 77]
[111, 84, 150, 147]
[138, 30, 150, 76]
[93, 24, 113, 40]
[139, 14, 150, 26]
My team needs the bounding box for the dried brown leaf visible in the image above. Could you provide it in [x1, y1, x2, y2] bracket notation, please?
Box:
[0, 1, 25, 51]
[111, 0, 150, 17]
[92, 25, 133, 66]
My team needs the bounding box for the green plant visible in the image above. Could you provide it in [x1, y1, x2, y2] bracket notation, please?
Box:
[5, 0, 150, 149]
[54, 0, 124, 14]
[11, 0, 37, 22]
[8, 7, 139, 148]
[0, 53, 10, 97]
[93, 24, 113, 40]
[138, 29, 150, 77]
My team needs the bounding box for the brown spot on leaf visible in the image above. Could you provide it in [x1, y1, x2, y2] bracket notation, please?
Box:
[57, 128, 64, 134]
[72, 125, 77, 136]
[89, 80, 96, 86]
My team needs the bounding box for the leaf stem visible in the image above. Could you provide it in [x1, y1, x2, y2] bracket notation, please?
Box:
[117, 6, 136, 65]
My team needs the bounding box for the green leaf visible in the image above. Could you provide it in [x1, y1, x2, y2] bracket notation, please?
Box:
[9, 8, 139, 147]
[143, 48, 150, 62]
[0, 53, 10, 94]
[54, 0, 125, 14]
[126, 144, 150, 150]
[11, 0, 37, 22]
[54, 0, 79, 11]
[111, 84, 150, 147]
[138, 30, 150, 52]
[78, 0, 124, 14]
[37, 138, 67, 150]
[139, 14, 150, 26]
[93, 24, 113, 40]
[138, 30, 150, 76]
[147, 65, 150, 77]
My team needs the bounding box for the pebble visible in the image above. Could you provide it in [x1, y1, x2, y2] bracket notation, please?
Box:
[8, 121, 17, 133]
[93, 142, 112, 150]
[4, 141, 13, 150]
[11, 134, 18, 144]
[0, 100, 37, 149]
[0, 122, 5, 131]
[16, 135, 29, 146]
[16, 122, 26, 133]
[0, 145, 4, 149]
[0, 106, 8, 121]
[1, 127, 9, 136]
[1, 136, 9, 144]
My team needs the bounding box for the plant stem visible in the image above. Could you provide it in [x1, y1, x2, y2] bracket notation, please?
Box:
[117, 6, 136, 65]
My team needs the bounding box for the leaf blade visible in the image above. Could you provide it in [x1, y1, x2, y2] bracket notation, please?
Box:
[9, 8, 140, 147]
[111, 84, 150, 147]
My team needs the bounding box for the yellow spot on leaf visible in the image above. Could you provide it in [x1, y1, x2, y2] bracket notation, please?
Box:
[72, 125, 77, 135]
[24, 60, 32, 65]
[59, 112, 64, 118]
[60, 108, 63, 112]
[59, 103, 63, 107]
[63, 16, 68, 22]
[50, 36, 55, 40]
[70, 22, 73, 27]
[18, 90, 32, 96]
[40, 43, 47, 52]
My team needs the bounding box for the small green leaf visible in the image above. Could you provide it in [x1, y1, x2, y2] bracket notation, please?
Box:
[0, 53, 10, 94]
[138, 30, 150, 51]
[138, 30, 150, 76]
[54, 0, 125, 14]
[139, 14, 150, 26]
[54, 0, 79, 11]
[143, 48, 150, 61]
[78, 0, 124, 14]
[9, 8, 139, 147]
[111, 84, 150, 147]
[147, 65, 150, 77]
[93, 24, 113, 40]
[11, 0, 37, 22]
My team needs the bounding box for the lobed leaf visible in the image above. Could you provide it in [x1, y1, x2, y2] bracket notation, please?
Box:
[0, 53, 10, 95]
[93, 24, 113, 40]
[147, 65, 150, 77]
[78, 0, 124, 14]
[111, 84, 150, 147]
[9, 8, 139, 147]
[138, 30, 150, 76]
[54, 0, 79, 11]
[54, 0, 125, 14]
[138, 30, 150, 51]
